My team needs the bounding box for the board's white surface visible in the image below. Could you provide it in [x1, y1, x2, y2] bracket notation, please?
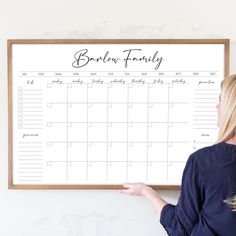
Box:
[11, 43, 224, 186]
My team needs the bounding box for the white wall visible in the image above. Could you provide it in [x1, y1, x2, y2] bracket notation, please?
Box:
[0, 0, 236, 235]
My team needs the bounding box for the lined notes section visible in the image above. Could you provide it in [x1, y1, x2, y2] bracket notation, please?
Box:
[17, 142, 43, 183]
[193, 87, 219, 149]
[18, 87, 43, 130]
[193, 88, 218, 130]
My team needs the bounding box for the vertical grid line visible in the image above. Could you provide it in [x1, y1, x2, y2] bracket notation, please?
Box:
[146, 84, 150, 181]
[86, 84, 89, 181]
[106, 84, 109, 181]
[66, 84, 69, 181]
[166, 83, 170, 181]
[126, 85, 129, 181]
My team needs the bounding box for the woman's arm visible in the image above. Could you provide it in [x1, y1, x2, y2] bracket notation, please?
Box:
[118, 156, 203, 236]
[119, 183, 167, 217]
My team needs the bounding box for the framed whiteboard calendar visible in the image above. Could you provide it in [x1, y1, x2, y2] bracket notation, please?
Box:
[8, 39, 229, 189]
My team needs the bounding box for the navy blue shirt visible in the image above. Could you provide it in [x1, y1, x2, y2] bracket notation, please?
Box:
[160, 142, 236, 236]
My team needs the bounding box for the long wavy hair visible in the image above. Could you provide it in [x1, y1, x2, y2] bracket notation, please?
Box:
[217, 75, 236, 143]
[217, 75, 236, 211]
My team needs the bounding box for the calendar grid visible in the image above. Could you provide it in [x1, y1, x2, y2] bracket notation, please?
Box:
[44, 79, 193, 183]
[15, 70, 221, 185]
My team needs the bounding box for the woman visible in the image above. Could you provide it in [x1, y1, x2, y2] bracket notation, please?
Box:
[119, 75, 236, 236]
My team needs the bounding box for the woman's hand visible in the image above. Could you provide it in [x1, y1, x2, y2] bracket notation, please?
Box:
[118, 183, 150, 196]
[118, 183, 167, 215]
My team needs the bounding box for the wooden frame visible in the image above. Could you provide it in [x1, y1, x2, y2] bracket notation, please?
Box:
[8, 39, 230, 190]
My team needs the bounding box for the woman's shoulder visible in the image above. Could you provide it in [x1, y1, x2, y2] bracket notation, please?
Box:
[191, 142, 236, 158]
[188, 142, 236, 172]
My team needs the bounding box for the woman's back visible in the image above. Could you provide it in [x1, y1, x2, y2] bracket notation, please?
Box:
[193, 142, 236, 235]
[160, 142, 236, 236]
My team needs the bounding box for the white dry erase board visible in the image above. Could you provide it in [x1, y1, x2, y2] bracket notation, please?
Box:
[8, 39, 229, 189]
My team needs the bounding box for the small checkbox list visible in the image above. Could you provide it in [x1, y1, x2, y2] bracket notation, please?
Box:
[18, 87, 23, 129]
[17, 87, 43, 130]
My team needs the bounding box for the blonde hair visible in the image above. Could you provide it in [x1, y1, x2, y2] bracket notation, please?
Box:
[217, 74, 236, 211]
[217, 74, 236, 143]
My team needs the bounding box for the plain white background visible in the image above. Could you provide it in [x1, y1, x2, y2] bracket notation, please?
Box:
[1, 0, 236, 235]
